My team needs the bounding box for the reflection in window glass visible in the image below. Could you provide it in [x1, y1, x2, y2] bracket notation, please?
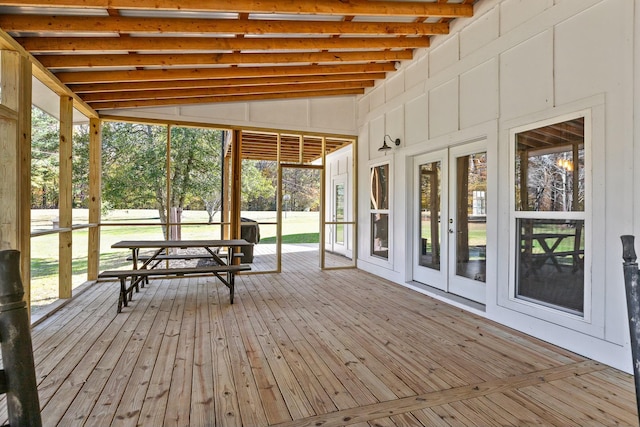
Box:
[515, 118, 584, 212]
[456, 153, 487, 282]
[516, 218, 585, 314]
[370, 164, 389, 210]
[419, 161, 441, 270]
[371, 213, 388, 258]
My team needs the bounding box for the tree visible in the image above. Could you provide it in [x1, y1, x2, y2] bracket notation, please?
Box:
[31, 107, 60, 208]
[169, 126, 224, 223]
[101, 122, 167, 217]
[242, 160, 276, 211]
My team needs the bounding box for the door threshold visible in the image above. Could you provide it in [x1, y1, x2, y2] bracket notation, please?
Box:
[405, 280, 486, 315]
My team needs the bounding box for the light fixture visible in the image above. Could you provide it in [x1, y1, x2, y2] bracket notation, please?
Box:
[379, 134, 401, 152]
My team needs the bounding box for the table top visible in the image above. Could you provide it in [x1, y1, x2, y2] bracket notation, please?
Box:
[111, 239, 251, 249]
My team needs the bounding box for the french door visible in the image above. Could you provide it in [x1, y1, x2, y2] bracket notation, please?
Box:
[413, 141, 487, 304]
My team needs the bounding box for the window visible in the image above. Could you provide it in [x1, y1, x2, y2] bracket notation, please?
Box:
[370, 163, 389, 259]
[513, 116, 585, 315]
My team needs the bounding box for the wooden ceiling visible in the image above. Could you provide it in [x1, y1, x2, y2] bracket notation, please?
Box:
[240, 131, 354, 163]
[0, 0, 476, 112]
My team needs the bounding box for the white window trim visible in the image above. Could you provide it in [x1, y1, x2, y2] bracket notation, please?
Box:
[503, 109, 596, 334]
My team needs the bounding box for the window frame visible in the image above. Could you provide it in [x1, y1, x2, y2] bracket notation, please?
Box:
[369, 161, 391, 260]
[507, 110, 592, 324]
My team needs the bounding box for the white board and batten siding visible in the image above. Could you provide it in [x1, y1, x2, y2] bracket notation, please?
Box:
[358, 0, 638, 373]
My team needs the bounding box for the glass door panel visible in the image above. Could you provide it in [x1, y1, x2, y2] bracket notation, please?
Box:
[448, 143, 487, 304]
[413, 150, 447, 289]
[334, 181, 345, 245]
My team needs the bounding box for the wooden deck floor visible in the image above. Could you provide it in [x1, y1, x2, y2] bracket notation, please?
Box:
[3, 247, 638, 426]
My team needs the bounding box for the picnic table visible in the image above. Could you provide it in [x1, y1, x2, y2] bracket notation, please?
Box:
[100, 239, 252, 312]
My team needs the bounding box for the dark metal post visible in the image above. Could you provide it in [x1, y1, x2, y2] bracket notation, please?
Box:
[0, 250, 42, 426]
[621, 235, 640, 424]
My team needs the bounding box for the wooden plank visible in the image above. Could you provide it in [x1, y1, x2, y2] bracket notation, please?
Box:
[37, 279, 166, 425]
[245, 273, 357, 411]
[218, 278, 269, 427]
[411, 408, 454, 427]
[137, 277, 190, 425]
[70, 282, 177, 426]
[189, 277, 216, 426]
[270, 360, 606, 427]
[518, 382, 612, 426]
[294, 271, 495, 385]
[209, 277, 241, 426]
[0, 253, 637, 426]
[483, 392, 549, 425]
[231, 299, 291, 425]
[549, 376, 639, 426]
[239, 276, 334, 417]
[0, 281, 115, 423]
[163, 277, 198, 426]
[264, 273, 398, 405]
[500, 390, 581, 426]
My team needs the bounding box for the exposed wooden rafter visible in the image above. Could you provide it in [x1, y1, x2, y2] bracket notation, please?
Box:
[0, 0, 476, 110]
[0, 1, 474, 17]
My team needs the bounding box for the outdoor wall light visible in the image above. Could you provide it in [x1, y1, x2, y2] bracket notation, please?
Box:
[379, 135, 401, 152]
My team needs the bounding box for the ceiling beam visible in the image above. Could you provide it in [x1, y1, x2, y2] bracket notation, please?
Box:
[0, 1, 474, 18]
[80, 80, 374, 102]
[56, 62, 396, 83]
[16, 36, 430, 52]
[88, 88, 365, 110]
[37, 50, 412, 69]
[68, 73, 384, 93]
[16, 37, 430, 53]
[0, 29, 98, 118]
[1, 15, 449, 36]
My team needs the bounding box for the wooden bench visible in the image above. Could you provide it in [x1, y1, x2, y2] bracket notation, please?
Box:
[98, 264, 251, 313]
[127, 252, 243, 265]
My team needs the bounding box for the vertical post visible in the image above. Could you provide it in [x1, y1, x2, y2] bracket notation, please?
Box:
[0, 50, 20, 252]
[87, 118, 102, 281]
[18, 55, 32, 314]
[59, 96, 73, 299]
[0, 250, 42, 427]
[320, 136, 326, 269]
[230, 129, 242, 241]
[276, 133, 282, 272]
[621, 234, 640, 425]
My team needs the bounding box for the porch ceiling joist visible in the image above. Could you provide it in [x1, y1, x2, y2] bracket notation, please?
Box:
[0, 0, 476, 111]
[0, 1, 474, 18]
